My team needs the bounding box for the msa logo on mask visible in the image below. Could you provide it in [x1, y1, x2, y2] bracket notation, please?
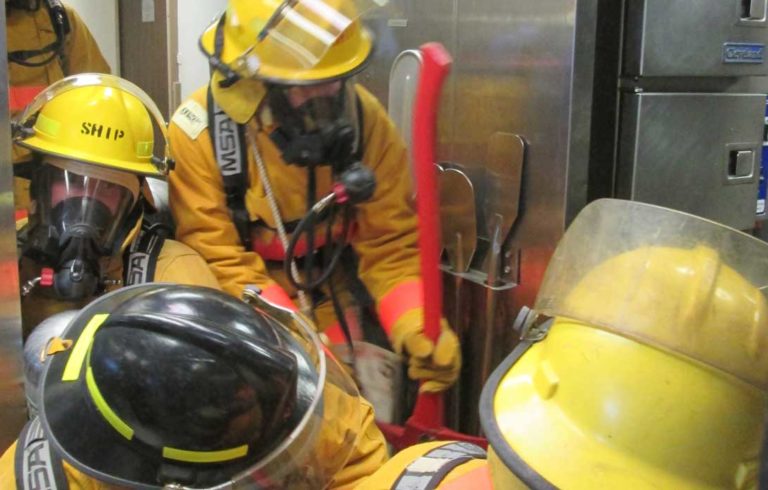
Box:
[81, 122, 125, 141]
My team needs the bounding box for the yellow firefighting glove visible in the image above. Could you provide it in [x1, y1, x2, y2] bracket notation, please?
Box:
[390, 309, 461, 393]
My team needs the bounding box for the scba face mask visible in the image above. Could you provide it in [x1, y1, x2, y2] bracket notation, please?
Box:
[266, 80, 361, 169]
[24, 160, 139, 300]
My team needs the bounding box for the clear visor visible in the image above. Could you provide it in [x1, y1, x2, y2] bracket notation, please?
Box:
[13, 73, 172, 174]
[535, 199, 768, 388]
[31, 161, 138, 252]
[230, 0, 386, 76]
[198, 290, 363, 490]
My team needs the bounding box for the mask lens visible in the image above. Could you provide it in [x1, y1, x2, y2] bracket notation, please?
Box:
[32, 164, 136, 252]
[269, 81, 347, 133]
[266, 81, 360, 167]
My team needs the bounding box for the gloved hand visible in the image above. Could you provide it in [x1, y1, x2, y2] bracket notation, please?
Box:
[390, 309, 461, 393]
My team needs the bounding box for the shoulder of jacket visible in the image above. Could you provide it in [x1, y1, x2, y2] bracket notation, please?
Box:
[354, 84, 386, 114]
[353, 83, 394, 138]
[157, 240, 215, 271]
[156, 240, 220, 289]
[158, 238, 201, 257]
[170, 87, 210, 140]
[61, 4, 79, 22]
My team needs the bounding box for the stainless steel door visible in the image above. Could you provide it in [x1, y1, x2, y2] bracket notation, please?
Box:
[625, 0, 768, 76]
[617, 93, 765, 230]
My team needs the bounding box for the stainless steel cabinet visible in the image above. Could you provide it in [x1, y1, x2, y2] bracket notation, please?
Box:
[625, 0, 768, 76]
[617, 93, 765, 229]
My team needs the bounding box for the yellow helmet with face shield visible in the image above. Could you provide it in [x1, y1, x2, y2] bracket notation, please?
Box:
[481, 199, 768, 489]
[199, 0, 385, 169]
[199, 0, 378, 86]
[13, 74, 173, 301]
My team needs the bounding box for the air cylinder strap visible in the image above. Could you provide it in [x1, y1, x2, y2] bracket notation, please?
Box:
[207, 86, 251, 249]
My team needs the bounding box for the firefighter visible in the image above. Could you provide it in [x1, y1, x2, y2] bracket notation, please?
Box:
[168, 0, 460, 393]
[7, 0, 111, 212]
[0, 283, 387, 489]
[14, 73, 220, 338]
[357, 199, 768, 489]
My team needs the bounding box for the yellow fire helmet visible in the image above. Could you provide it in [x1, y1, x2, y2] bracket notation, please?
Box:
[199, 0, 383, 86]
[13, 73, 173, 177]
[481, 199, 768, 490]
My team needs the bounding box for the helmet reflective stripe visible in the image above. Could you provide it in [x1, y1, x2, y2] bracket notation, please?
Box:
[61, 313, 108, 381]
[162, 445, 249, 464]
[84, 365, 251, 463]
[85, 366, 134, 440]
[392, 443, 487, 490]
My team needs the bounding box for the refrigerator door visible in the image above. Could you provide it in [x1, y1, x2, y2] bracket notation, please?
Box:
[617, 93, 764, 230]
[625, 0, 768, 76]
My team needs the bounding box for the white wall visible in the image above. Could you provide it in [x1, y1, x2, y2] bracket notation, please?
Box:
[63, 0, 120, 75]
[58, 1, 229, 102]
[176, 1, 227, 101]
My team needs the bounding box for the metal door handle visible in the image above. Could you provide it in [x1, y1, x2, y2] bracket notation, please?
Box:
[742, 0, 767, 21]
[724, 143, 758, 184]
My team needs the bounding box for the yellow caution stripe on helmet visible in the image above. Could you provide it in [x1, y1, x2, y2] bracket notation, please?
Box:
[68, 311, 250, 464]
[85, 366, 135, 440]
[62, 313, 109, 381]
[34, 113, 61, 137]
[86, 367, 248, 462]
[162, 445, 249, 464]
[136, 140, 153, 158]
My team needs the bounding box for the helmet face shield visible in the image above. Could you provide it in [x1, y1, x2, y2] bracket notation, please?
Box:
[31, 161, 138, 254]
[229, 0, 386, 76]
[535, 198, 768, 389]
[224, 289, 363, 489]
[200, 0, 381, 84]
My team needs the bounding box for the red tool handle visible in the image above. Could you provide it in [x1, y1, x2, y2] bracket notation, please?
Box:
[410, 42, 453, 429]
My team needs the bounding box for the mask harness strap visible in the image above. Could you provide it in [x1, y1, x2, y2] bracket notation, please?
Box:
[123, 219, 170, 286]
